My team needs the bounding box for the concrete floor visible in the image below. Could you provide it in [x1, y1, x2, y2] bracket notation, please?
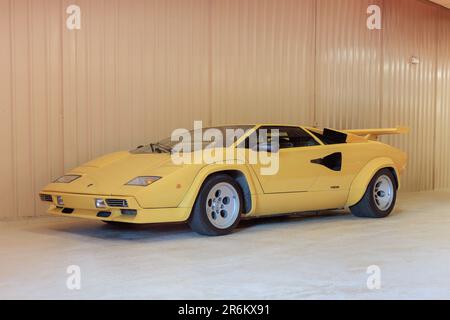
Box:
[1, 191, 450, 300]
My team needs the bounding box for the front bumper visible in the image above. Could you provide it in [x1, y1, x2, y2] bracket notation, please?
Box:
[40, 192, 191, 224]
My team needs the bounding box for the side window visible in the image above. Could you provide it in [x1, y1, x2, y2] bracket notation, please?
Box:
[274, 127, 319, 149]
[308, 132, 336, 145]
[308, 129, 347, 145]
[240, 126, 319, 149]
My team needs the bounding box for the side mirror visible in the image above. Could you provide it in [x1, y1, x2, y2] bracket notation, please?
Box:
[252, 142, 280, 153]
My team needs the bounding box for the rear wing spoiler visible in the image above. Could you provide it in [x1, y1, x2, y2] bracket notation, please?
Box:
[344, 126, 409, 141]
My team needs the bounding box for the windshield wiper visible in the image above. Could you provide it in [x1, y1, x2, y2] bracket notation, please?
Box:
[150, 143, 171, 153]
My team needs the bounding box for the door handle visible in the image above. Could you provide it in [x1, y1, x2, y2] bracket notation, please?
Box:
[311, 152, 342, 171]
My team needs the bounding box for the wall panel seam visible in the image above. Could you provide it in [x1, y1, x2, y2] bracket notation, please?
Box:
[27, 0, 37, 217]
[208, 0, 213, 127]
[379, 0, 385, 129]
[9, 0, 18, 218]
[44, 0, 51, 183]
[313, 0, 318, 127]
[59, 0, 65, 171]
[433, 8, 440, 191]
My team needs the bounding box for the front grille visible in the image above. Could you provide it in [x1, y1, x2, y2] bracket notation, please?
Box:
[121, 209, 137, 216]
[97, 211, 111, 218]
[40, 194, 53, 202]
[105, 199, 128, 208]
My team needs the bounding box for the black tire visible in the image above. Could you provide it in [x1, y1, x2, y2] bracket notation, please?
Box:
[188, 174, 243, 236]
[350, 168, 397, 218]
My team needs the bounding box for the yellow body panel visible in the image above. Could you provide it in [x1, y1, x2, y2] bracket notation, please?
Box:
[39, 124, 408, 224]
[40, 192, 190, 223]
[345, 157, 402, 208]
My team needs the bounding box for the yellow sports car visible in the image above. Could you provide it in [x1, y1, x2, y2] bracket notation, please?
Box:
[40, 125, 408, 236]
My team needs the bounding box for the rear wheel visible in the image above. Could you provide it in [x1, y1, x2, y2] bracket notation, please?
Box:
[188, 174, 242, 236]
[350, 168, 397, 218]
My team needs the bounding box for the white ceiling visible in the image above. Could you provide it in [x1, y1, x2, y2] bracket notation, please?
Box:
[429, 0, 450, 9]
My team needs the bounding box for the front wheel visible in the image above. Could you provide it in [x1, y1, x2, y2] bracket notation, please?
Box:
[350, 169, 397, 218]
[188, 174, 243, 236]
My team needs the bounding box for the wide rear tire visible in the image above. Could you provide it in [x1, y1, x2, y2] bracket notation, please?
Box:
[350, 168, 397, 218]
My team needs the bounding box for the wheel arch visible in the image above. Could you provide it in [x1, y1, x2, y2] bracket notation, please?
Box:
[179, 165, 258, 216]
[345, 157, 400, 208]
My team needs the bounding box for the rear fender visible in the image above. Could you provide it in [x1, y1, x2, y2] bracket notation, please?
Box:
[346, 157, 399, 207]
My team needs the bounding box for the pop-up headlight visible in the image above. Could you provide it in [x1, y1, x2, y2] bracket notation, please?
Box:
[54, 175, 81, 183]
[125, 176, 161, 186]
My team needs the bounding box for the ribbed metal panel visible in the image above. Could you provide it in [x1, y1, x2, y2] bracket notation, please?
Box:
[0, 0, 15, 219]
[430, 0, 450, 9]
[435, 9, 450, 190]
[382, 0, 438, 191]
[210, 0, 316, 125]
[61, 0, 210, 171]
[315, 0, 383, 130]
[0, 0, 210, 218]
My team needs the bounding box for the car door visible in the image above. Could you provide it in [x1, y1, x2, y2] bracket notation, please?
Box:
[305, 128, 369, 193]
[246, 126, 341, 194]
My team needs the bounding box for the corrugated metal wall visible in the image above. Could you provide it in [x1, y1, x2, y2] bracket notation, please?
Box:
[210, 0, 316, 125]
[382, 0, 438, 191]
[315, 0, 383, 130]
[436, 8, 450, 190]
[0, 0, 449, 219]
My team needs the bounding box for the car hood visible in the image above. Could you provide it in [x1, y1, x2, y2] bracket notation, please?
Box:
[44, 151, 178, 196]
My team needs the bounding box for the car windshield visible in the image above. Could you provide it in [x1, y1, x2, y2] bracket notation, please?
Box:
[131, 125, 254, 154]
